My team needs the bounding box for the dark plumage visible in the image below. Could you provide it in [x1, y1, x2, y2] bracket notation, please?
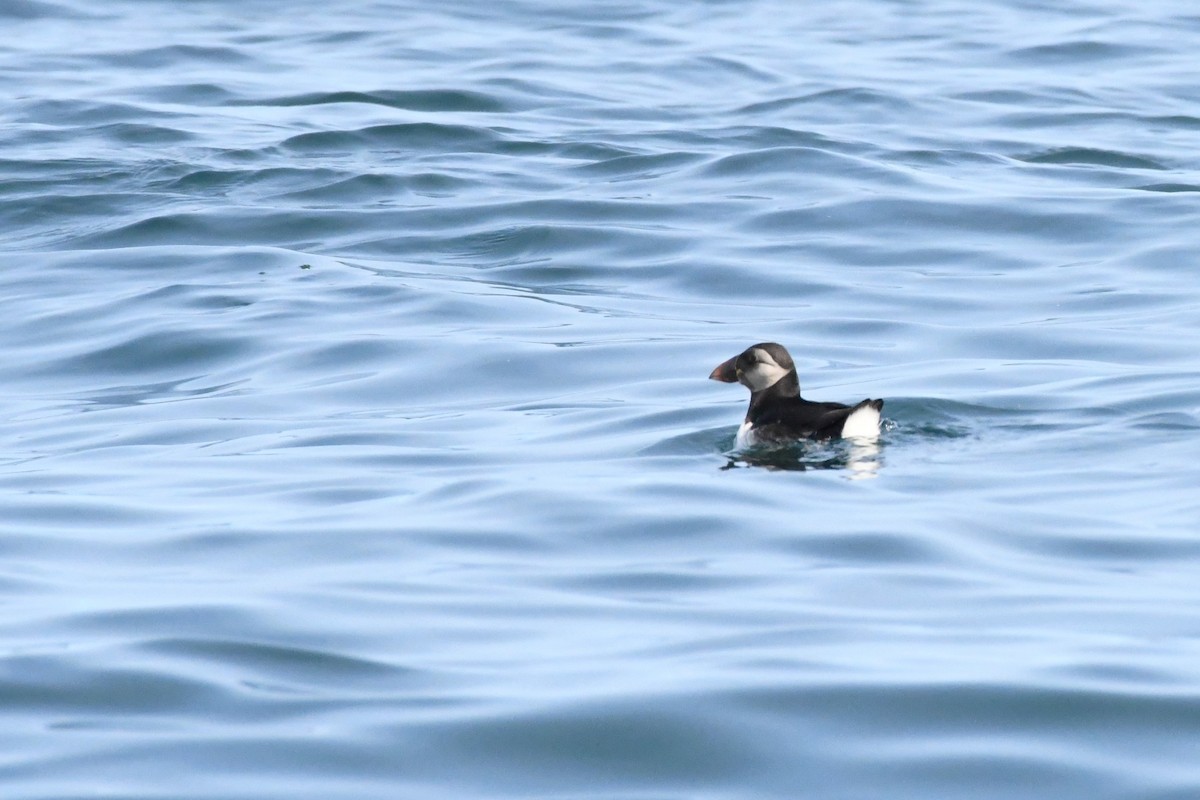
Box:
[709, 342, 883, 445]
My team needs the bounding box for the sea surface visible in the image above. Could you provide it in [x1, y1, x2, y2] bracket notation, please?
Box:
[3, 0, 1200, 797]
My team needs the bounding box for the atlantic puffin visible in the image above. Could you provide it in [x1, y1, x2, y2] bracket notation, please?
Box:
[710, 342, 883, 447]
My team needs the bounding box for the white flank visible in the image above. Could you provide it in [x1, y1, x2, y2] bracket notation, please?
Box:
[735, 419, 757, 448]
[840, 403, 881, 440]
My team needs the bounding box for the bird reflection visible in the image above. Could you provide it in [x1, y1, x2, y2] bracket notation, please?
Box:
[721, 437, 881, 478]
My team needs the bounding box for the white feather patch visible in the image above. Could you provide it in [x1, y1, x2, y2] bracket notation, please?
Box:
[841, 403, 881, 439]
[735, 419, 757, 448]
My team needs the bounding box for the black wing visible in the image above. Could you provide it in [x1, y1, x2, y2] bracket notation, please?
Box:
[752, 398, 882, 441]
[748, 398, 845, 440]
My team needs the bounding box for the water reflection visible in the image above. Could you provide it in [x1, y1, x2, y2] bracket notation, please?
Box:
[722, 436, 882, 477]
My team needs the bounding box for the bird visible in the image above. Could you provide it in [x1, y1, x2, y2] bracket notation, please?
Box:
[709, 342, 883, 447]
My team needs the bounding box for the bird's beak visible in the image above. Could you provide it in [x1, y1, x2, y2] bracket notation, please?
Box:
[709, 356, 738, 383]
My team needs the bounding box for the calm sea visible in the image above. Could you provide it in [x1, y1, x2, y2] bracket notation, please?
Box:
[3, 0, 1200, 797]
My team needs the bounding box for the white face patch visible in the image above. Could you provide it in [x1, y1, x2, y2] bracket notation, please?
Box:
[739, 348, 790, 392]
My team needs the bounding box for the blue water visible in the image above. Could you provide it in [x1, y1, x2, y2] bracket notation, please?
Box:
[3, 0, 1200, 797]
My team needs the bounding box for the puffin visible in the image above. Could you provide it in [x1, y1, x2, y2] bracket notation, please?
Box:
[710, 342, 883, 447]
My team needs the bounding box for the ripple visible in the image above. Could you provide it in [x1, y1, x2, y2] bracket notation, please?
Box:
[251, 89, 513, 113]
[43, 331, 248, 380]
[1018, 148, 1166, 170]
[739, 87, 915, 116]
[99, 44, 257, 69]
[280, 122, 505, 153]
[1007, 40, 1156, 64]
[0, 656, 227, 715]
[1134, 183, 1200, 193]
[0, 0, 91, 20]
[573, 150, 703, 180]
[138, 638, 422, 690]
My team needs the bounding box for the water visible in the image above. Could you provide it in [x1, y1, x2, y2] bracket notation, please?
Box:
[3, 0, 1200, 797]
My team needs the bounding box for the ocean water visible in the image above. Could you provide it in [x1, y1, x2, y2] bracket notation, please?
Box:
[3, 0, 1200, 797]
